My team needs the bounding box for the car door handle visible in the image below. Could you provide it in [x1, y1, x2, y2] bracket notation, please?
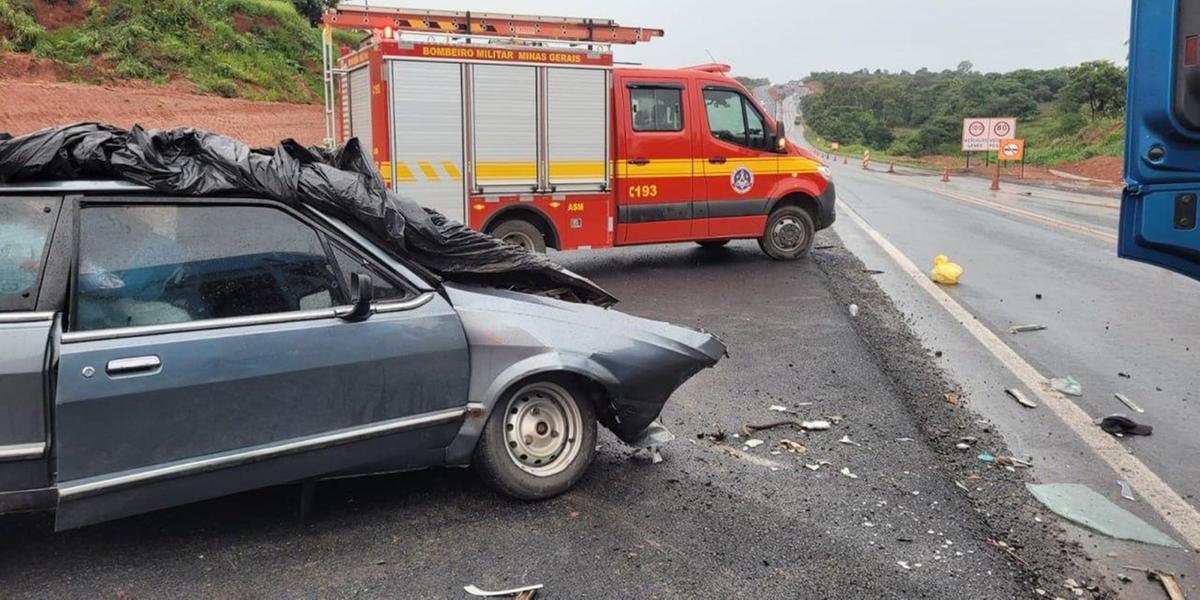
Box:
[627, 158, 650, 166]
[708, 156, 727, 164]
[106, 355, 161, 376]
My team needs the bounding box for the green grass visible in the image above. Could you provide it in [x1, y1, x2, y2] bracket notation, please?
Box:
[0, 0, 44, 51]
[4, 0, 330, 102]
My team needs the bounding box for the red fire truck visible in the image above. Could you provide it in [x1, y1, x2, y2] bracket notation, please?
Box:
[320, 6, 835, 259]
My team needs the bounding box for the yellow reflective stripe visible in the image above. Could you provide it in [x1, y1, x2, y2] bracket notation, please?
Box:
[441, 161, 462, 181]
[393, 162, 416, 182]
[476, 161, 537, 181]
[417, 161, 440, 181]
[549, 161, 605, 179]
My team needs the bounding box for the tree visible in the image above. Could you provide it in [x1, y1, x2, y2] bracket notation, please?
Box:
[734, 76, 770, 89]
[1061, 60, 1127, 119]
[956, 60, 974, 74]
[290, 0, 339, 26]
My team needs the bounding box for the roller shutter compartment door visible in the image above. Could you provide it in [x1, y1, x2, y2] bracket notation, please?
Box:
[347, 67, 373, 159]
[388, 60, 466, 223]
[471, 65, 538, 191]
[546, 68, 608, 189]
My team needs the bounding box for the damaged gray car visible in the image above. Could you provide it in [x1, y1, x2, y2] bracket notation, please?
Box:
[0, 126, 725, 529]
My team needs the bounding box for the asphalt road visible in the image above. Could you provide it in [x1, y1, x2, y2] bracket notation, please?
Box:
[819, 153, 1200, 597]
[0, 237, 1103, 598]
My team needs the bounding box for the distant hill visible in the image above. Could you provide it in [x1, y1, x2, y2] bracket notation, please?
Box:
[800, 61, 1127, 169]
[0, 0, 357, 103]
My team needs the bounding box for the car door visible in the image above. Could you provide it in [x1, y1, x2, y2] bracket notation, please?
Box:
[699, 86, 779, 239]
[1121, 0, 1200, 280]
[0, 196, 63, 504]
[616, 77, 701, 244]
[53, 198, 470, 530]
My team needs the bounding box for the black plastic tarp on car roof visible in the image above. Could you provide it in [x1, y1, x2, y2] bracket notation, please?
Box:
[0, 123, 616, 306]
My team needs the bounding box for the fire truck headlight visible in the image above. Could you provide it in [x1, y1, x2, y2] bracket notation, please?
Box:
[817, 165, 832, 181]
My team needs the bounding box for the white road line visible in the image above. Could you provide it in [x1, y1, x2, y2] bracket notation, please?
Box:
[838, 200, 1200, 550]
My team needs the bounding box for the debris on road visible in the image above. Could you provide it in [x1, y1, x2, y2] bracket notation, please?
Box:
[464, 583, 544, 598]
[840, 467, 859, 479]
[895, 437, 915, 442]
[848, 303, 860, 317]
[1099, 415, 1153, 437]
[978, 453, 996, 463]
[897, 561, 912, 570]
[930, 255, 963, 285]
[1117, 481, 1136, 502]
[1008, 324, 1047, 334]
[1049, 376, 1083, 397]
[697, 429, 727, 442]
[838, 435, 861, 447]
[956, 443, 971, 450]
[1118, 372, 1132, 379]
[988, 538, 1032, 569]
[1114, 393, 1145, 414]
[1026, 483, 1183, 548]
[977, 453, 1032, 468]
[1123, 567, 1186, 600]
[1006, 388, 1038, 409]
[744, 439, 765, 449]
[778, 439, 806, 453]
[861, 269, 886, 275]
[943, 392, 961, 406]
[768, 405, 790, 413]
[741, 420, 830, 436]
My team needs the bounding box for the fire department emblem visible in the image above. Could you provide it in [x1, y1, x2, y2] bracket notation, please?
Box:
[730, 166, 754, 194]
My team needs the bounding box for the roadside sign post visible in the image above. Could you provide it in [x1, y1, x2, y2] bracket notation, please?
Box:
[998, 138, 1025, 183]
[962, 117, 1017, 190]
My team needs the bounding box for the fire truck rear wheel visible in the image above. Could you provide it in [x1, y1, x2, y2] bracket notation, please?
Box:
[760, 206, 815, 260]
[490, 219, 547, 253]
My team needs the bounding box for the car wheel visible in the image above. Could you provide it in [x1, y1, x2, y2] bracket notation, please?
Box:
[489, 219, 547, 253]
[759, 206, 815, 260]
[474, 376, 597, 500]
[696, 240, 730, 249]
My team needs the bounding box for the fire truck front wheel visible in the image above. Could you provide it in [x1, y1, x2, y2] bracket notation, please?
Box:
[490, 218, 547, 253]
[759, 206, 815, 260]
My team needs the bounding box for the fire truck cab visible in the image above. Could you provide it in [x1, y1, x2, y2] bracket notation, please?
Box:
[322, 6, 834, 259]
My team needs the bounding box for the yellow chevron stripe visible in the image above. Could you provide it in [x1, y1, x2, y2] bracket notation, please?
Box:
[417, 161, 440, 181]
[441, 161, 462, 181]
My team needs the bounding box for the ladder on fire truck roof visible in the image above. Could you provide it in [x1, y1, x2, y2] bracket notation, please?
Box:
[318, 4, 664, 147]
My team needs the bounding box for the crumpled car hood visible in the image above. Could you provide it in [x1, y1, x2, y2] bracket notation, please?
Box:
[443, 283, 725, 444]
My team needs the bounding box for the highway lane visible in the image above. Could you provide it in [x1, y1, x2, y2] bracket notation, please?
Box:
[816, 150, 1200, 590]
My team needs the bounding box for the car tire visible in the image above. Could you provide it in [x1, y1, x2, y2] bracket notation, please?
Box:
[473, 376, 597, 500]
[696, 240, 730, 249]
[759, 206, 815, 260]
[489, 219, 547, 253]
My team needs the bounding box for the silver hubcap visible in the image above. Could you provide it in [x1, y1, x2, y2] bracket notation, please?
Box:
[503, 382, 582, 476]
[771, 216, 807, 251]
[501, 231, 536, 251]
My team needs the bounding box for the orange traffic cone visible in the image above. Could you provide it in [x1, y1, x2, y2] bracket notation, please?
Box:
[843, 157, 848, 165]
[941, 167, 950, 183]
[887, 161, 895, 173]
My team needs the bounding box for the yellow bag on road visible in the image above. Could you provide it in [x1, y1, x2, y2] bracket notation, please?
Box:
[931, 255, 963, 285]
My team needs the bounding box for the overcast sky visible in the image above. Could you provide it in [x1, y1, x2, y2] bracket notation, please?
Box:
[353, 0, 1131, 81]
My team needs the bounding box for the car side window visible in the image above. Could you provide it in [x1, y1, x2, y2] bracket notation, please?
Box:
[703, 89, 770, 150]
[73, 204, 342, 331]
[744, 101, 768, 149]
[630, 87, 683, 132]
[328, 242, 411, 302]
[704, 89, 748, 145]
[0, 199, 58, 312]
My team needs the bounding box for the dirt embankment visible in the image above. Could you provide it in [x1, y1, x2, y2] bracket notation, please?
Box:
[0, 69, 325, 147]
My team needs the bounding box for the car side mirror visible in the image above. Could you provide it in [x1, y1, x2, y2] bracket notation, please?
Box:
[775, 122, 787, 152]
[342, 272, 374, 322]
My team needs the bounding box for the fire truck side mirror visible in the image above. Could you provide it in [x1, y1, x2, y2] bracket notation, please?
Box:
[774, 122, 787, 152]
